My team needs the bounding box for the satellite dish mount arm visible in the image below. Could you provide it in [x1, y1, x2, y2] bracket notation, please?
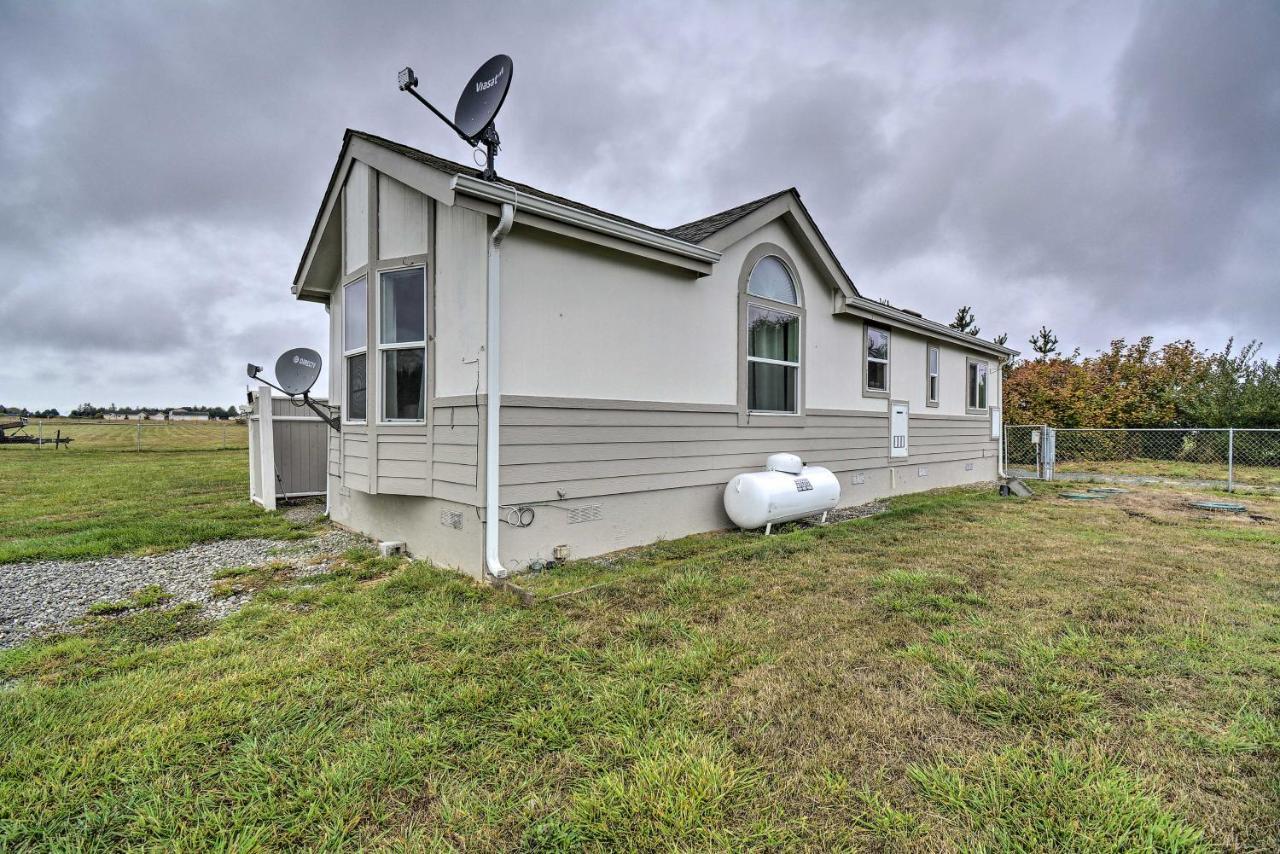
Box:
[300, 391, 341, 432]
[399, 71, 474, 144]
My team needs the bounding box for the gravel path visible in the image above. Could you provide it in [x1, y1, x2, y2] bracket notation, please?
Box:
[0, 507, 368, 649]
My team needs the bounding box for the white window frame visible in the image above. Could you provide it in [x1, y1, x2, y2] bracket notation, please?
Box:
[864, 325, 890, 397]
[745, 302, 802, 415]
[926, 344, 940, 408]
[341, 275, 368, 425]
[967, 358, 989, 413]
[375, 264, 428, 424]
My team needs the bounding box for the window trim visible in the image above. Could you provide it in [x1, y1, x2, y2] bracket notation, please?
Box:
[374, 263, 428, 425]
[863, 324, 891, 399]
[925, 342, 940, 408]
[341, 273, 368, 425]
[966, 357, 990, 414]
[736, 243, 806, 424]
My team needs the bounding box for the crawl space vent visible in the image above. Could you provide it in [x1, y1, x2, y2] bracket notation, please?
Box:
[440, 510, 464, 530]
[567, 504, 603, 524]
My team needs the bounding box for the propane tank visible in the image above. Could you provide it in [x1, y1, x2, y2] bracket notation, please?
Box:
[724, 455, 840, 530]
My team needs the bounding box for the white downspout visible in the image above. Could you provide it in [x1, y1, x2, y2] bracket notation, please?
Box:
[485, 202, 516, 579]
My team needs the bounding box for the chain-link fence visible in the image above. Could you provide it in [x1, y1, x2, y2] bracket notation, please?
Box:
[3, 419, 248, 452]
[1004, 425, 1280, 491]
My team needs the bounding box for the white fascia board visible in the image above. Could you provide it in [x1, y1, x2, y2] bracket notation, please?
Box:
[842, 296, 1020, 359]
[451, 174, 721, 271]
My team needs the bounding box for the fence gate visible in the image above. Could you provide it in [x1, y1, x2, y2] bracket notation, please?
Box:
[248, 385, 329, 510]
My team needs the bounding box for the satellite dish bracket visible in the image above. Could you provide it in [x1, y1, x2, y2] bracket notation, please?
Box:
[399, 76, 475, 145]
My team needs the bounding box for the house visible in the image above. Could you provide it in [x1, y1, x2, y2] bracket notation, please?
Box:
[168, 409, 210, 421]
[291, 130, 1016, 578]
[103, 413, 129, 421]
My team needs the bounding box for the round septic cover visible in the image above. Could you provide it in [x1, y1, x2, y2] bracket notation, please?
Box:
[454, 55, 513, 141]
[1087, 487, 1128, 494]
[1190, 501, 1247, 513]
[274, 347, 323, 395]
[1061, 492, 1102, 500]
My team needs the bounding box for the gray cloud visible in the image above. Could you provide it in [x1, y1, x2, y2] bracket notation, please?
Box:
[1, 0, 1276, 411]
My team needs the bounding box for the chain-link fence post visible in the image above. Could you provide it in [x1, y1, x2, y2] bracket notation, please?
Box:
[1227, 428, 1234, 493]
[1043, 427, 1056, 481]
[37, 421, 43, 448]
[135, 421, 142, 451]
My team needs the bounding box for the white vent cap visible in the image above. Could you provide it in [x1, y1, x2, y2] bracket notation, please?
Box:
[765, 453, 804, 475]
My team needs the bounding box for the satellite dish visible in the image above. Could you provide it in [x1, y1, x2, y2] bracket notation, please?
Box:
[274, 347, 323, 395]
[454, 54, 513, 142]
[397, 54, 513, 181]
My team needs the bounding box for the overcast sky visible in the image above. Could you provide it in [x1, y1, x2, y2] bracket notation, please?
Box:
[2, 0, 1277, 412]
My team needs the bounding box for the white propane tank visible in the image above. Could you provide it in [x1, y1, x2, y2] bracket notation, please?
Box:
[724, 456, 840, 530]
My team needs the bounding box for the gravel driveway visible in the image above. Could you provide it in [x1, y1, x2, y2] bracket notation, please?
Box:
[1, 509, 368, 649]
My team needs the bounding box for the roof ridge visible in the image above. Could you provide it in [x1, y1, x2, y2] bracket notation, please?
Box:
[664, 188, 795, 244]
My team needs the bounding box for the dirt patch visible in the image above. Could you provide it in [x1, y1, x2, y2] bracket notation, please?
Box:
[1106, 488, 1276, 527]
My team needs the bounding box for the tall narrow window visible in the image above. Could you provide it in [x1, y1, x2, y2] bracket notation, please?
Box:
[967, 359, 989, 411]
[745, 255, 800, 414]
[379, 266, 426, 421]
[342, 276, 367, 422]
[927, 344, 940, 406]
[865, 326, 890, 394]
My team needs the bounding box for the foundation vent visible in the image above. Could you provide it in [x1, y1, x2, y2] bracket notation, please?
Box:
[440, 509, 464, 530]
[918, 466, 929, 478]
[567, 504, 603, 524]
[965, 462, 975, 471]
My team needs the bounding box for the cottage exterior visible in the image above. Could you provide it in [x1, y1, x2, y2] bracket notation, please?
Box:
[292, 130, 1016, 577]
[169, 409, 210, 421]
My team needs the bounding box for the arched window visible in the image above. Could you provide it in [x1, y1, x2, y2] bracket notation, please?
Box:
[743, 253, 801, 414]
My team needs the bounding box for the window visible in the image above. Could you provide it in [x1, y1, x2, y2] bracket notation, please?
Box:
[745, 255, 800, 414]
[865, 326, 889, 394]
[378, 266, 426, 421]
[342, 276, 367, 422]
[927, 344, 940, 406]
[967, 359, 989, 411]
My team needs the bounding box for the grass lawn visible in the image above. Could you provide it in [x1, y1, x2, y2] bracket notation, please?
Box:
[2, 484, 1278, 849]
[1054, 457, 1280, 489]
[0, 449, 311, 563]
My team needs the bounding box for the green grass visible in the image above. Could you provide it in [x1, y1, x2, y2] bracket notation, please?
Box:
[2, 483, 1278, 849]
[0, 449, 313, 563]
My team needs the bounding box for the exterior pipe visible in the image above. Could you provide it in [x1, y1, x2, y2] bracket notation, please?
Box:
[484, 202, 516, 579]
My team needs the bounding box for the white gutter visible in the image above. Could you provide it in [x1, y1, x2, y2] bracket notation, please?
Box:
[484, 202, 516, 579]
[452, 174, 721, 267]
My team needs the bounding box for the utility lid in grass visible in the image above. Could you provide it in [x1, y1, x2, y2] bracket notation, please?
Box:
[1061, 492, 1103, 500]
[1087, 487, 1128, 494]
[1189, 500, 1247, 513]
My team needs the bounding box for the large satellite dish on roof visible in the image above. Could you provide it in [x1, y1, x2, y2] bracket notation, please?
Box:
[398, 54, 514, 181]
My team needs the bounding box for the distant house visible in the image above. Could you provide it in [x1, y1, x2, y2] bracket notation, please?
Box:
[168, 409, 210, 421]
[103, 413, 129, 421]
[145, 412, 166, 421]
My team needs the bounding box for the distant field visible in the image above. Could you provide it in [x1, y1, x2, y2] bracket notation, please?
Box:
[1, 418, 247, 452]
[0, 448, 308, 563]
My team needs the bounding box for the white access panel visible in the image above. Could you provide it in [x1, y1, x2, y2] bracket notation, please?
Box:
[890, 402, 909, 458]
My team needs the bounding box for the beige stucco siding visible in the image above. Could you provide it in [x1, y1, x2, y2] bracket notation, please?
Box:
[433, 203, 489, 399]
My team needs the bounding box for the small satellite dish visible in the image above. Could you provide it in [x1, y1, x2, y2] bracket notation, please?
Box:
[454, 54, 513, 142]
[274, 347, 323, 395]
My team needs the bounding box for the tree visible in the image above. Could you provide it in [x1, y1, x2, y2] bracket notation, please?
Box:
[1028, 326, 1059, 360]
[993, 332, 1009, 346]
[949, 306, 980, 336]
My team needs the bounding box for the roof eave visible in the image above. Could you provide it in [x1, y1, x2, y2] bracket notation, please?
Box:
[842, 296, 1020, 359]
[451, 174, 721, 273]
